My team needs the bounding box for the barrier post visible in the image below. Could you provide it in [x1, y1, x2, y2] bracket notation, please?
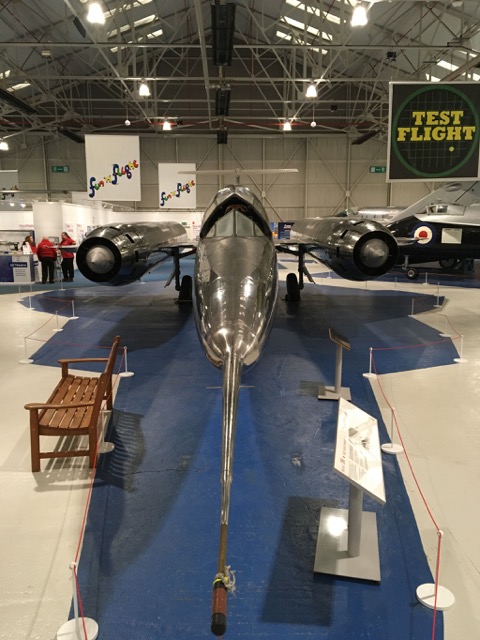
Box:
[55, 562, 99, 640]
[19, 337, 33, 364]
[381, 407, 403, 455]
[70, 300, 79, 320]
[416, 531, 455, 612]
[53, 311, 63, 332]
[434, 282, 442, 308]
[454, 334, 468, 363]
[119, 346, 134, 378]
[362, 347, 376, 379]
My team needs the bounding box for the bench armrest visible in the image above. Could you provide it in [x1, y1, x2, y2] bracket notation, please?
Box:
[58, 357, 109, 365]
[25, 401, 95, 410]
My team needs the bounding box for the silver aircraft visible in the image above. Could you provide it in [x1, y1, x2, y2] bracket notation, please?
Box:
[75, 184, 398, 636]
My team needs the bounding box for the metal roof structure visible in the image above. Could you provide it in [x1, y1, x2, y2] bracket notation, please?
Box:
[0, 0, 479, 150]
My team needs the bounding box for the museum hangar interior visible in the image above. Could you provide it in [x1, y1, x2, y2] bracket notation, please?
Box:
[0, 1, 480, 640]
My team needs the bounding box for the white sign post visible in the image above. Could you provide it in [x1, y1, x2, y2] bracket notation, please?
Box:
[314, 398, 386, 581]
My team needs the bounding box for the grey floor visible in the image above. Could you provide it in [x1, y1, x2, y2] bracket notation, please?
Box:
[1, 265, 479, 639]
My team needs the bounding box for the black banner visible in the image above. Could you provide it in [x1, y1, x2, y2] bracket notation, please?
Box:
[388, 83, 480, 181]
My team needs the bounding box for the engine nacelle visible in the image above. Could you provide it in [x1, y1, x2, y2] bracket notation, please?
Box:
[291, 217, 398, 281]
[76, 222, 188, 285]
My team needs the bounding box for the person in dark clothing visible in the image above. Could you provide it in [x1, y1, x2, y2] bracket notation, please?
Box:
[59, 231, 76, 281]
[36, 236, 57, 284]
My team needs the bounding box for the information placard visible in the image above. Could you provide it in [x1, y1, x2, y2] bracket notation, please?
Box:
[333, 398, 385, 504]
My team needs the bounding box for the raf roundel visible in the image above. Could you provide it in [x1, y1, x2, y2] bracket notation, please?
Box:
[413, 224, 434, 245]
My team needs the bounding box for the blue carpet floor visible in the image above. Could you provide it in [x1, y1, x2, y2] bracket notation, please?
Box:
[23, 276, 453, 640]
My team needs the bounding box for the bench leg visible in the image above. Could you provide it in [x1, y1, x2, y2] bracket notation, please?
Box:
[88, 426, 97, 469]
[30, 412, 41, 473]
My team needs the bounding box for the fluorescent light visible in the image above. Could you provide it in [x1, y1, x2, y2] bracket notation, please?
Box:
[283, 120, 292, 132]
[87, 2, 105, 25]
[351, 3, 368, 26]
[306, 83, 317, 98]
[163, 120, 172, 131]
[0, 139, 9, 150]
[138, 81, 150, 97]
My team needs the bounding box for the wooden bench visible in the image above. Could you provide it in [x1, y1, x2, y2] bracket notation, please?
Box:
[25, 335, 121, 472]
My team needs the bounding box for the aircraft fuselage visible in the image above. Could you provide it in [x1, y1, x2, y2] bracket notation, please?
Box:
[388, 214, 480, 264]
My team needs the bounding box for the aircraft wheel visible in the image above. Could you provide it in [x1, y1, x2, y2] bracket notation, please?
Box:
[405, 267, 419, 280]
[178, 275, 193, 302]
[439, 258, 458, 270]
[286, 273, 300, 302]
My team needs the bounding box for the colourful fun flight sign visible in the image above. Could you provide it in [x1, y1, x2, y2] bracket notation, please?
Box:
[388, 82, 480, 181]
[85, 135, 141, 200]
[158, 163, 196, 209]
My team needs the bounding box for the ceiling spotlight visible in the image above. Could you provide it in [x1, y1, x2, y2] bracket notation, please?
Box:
[138, 81, 150, 97]
[86, 2, 105, 25]
[124, 119, 131, 126]
[351, 2, 368, 27]
[283, 120, 292, 132]
[41, 48, 52, 58]
[305, 83, 317, 99]
[310, 120, 317, 128]
[163, 120, 172, 131]
[0, 139, 9, 151]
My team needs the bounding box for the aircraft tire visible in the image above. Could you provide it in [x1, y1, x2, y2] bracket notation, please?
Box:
[178, 274, 193, 302]
[439, 258, 458, 270]
[406, 267, 419, 280]
[286, 272, 301, 302]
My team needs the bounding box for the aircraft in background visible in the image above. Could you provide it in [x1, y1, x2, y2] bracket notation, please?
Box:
[75, 181, 398, 637]
[385, 181, 480, 279]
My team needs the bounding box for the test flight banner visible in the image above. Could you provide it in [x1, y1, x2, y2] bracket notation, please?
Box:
[158, 163, 196, 209]
[85, 134, 141, 200]
[388, 82, 480, 182]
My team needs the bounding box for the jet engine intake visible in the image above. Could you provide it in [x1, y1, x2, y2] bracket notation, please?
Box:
[76, 222, 188, 285]
[290, 217, 398, 280]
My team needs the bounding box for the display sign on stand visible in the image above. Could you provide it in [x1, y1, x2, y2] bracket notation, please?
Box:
[318, 328, 351, 401]
[314, 398, 385, 581]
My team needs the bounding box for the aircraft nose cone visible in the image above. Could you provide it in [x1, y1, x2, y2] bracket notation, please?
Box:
[86, 245, 116, 274]
[360, 238, 389, 268]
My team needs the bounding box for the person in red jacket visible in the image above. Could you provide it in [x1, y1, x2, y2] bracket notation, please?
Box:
[36, 236, 57, 284]
[59, 231, 76, 281]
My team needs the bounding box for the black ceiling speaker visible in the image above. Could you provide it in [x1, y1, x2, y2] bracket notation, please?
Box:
[73, 16, 86, 39]
[217, 128, 228, 144]
[352, 129, 379, 145]
[215, 87, 231, 116]
[211, 3, 236, 66]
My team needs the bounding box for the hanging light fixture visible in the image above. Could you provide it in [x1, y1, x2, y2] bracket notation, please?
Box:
[138, 81, 150, 97]
[163, 120, 172, 131]
[351, 2, 368, 27]
[283, 120, 292, 132]
[305, 82, 317, 99]
[86, 2, 105, 25]
[0, 139, 9, 151]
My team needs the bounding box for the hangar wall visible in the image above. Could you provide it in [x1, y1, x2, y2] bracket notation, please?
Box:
[0, 135, 434, 219]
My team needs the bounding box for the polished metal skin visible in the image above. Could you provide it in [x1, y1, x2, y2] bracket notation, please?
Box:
[193, 185, 278, 562]
[75, 185, 403, 637]
[290, 217, 398, 280]
[76, 221, 188, 285]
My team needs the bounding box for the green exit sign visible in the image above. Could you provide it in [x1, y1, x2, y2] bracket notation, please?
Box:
[51, 165, 70, 173]
[369, 166, 386, 173]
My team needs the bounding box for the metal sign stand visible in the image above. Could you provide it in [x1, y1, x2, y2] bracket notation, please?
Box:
[318, 328, 351, 401]
[314, 399, 385, 581]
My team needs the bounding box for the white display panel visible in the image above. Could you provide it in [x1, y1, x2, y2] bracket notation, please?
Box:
[85, 135, 141, 201]
[334, 398, 386, 504]
[158, 163, 196, 209]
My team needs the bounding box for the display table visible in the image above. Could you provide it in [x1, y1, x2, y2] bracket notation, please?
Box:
[0, 253, 37, 284]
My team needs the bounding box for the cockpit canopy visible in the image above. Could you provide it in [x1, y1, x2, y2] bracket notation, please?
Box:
[200, 185, 272, 239]
[425, 203, 465, 216]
